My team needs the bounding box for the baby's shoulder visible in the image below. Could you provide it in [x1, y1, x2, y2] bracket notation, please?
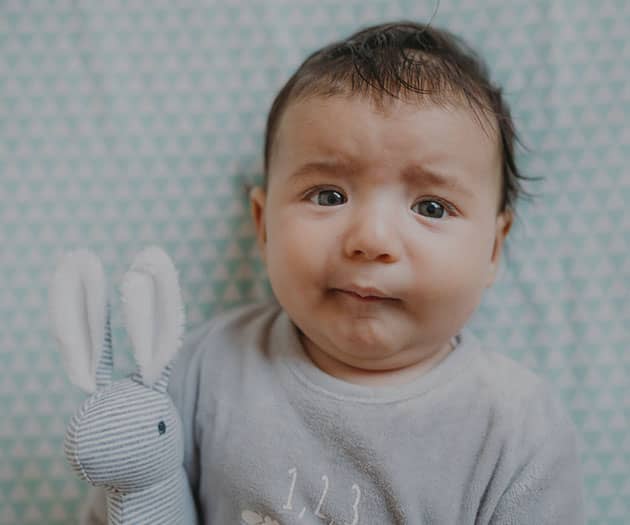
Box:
[467, 338, 576, 442]
[473, 344, 546, 401]
[184, 300, 280, 353]
[169, 299, 282, 388]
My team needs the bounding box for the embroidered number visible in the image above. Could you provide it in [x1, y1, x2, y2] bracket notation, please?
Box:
[276, 468, 362, 524]
[282, 467, 298, 510]
[343, 484, 361, 525]
[314, 475, 329, 518]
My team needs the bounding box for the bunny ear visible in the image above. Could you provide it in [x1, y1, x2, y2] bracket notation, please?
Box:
[49, 250, 109, 393]
[120, 246, 185, 387]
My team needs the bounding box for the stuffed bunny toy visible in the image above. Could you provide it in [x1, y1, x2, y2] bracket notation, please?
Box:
[49, 246, 198, 525]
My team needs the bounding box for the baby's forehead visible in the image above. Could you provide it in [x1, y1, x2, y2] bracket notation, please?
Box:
[284, 89, 500, 149]
[281, 93, 501, 162]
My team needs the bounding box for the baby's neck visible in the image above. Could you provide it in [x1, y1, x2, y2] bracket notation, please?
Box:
[300, 336, 455, 387]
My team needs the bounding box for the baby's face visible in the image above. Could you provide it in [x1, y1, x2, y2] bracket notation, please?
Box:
[251, 94, 512, 378]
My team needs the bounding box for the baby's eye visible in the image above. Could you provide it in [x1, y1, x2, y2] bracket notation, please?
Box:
[309, 189, 346, 206]
[411, 199, 450, 219]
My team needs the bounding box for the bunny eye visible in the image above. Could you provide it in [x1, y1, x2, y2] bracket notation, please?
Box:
[158, 420, 166, 435]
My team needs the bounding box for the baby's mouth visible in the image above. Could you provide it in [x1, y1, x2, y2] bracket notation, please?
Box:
[331, 288, 398, 303]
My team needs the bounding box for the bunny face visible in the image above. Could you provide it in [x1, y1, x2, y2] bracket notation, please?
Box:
[64, 376, 184, 492]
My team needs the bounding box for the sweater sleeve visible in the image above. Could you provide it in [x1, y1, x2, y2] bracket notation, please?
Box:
[167, 319, 218, 512]
[488, 381, 586, 525]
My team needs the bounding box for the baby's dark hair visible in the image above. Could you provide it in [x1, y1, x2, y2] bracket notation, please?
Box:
[263, 21, 535, 215]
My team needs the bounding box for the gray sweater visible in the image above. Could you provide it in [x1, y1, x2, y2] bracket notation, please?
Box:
[84, 299, 586, 524]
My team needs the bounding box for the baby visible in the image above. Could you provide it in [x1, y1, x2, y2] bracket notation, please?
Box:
[85, 21, 585, 525]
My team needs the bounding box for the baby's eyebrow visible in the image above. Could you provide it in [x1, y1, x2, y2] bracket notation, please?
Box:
[289, 160, 473, 198]
[288, 159, 358, 181]
[402, 165, 474, 198]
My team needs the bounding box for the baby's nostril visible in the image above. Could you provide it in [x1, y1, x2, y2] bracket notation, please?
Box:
[158, 420, 166, 435]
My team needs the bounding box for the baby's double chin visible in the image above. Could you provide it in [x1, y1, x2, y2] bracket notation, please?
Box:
[301, 330, 453, 387]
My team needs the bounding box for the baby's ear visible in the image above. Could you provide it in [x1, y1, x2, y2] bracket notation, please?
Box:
[249, 186, 267, 261]
[486, 210, 513, 287]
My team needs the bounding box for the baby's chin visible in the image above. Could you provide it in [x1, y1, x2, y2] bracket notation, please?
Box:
[302, 326, 420, 368]
[299, 329, 454, 387]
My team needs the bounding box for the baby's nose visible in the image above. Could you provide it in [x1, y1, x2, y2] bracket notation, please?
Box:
[342, 206, 402, 262]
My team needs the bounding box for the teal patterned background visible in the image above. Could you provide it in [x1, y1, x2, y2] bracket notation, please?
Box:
[1, 1, 628, 523]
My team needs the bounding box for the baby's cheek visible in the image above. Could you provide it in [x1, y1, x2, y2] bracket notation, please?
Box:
[266, 234, 312, 287]
[410, 258, 483, 316]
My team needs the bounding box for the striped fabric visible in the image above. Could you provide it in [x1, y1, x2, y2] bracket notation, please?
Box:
[95, 303, 114, 390]
[64, 373, 195, 524]
[107, 469, 191, 524]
